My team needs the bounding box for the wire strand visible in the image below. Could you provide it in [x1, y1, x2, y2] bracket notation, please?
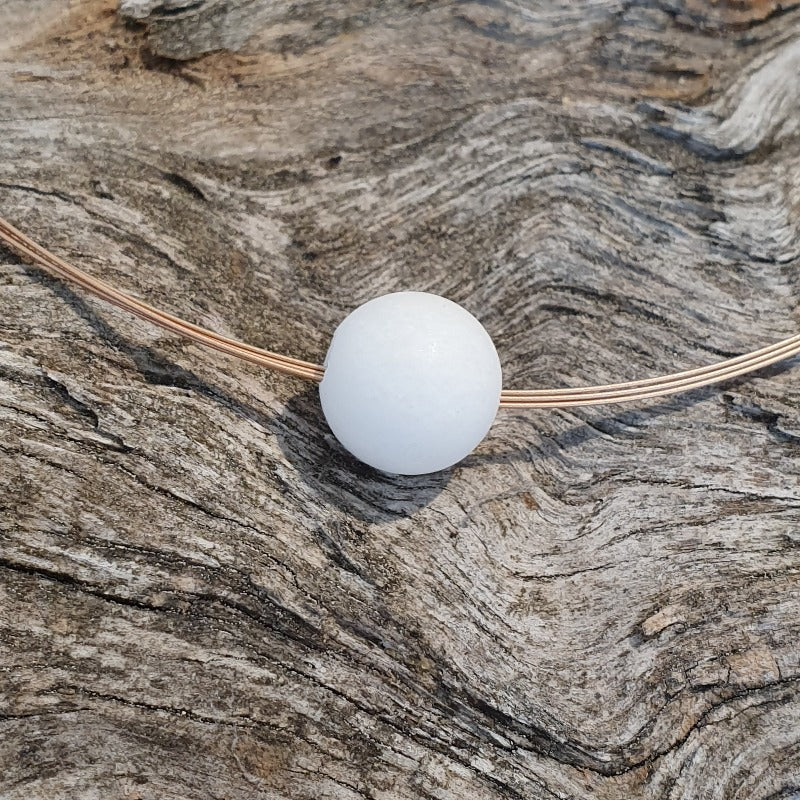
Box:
[1, 215, 797, 407]
[0, 216, 324, 382]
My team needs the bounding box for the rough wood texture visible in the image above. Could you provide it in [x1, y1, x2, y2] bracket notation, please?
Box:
[1, 2, 799, 798]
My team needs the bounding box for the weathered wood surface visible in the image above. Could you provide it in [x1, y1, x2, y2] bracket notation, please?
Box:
[1, 1, 799, 798]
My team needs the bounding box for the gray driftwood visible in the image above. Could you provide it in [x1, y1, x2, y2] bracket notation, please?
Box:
[1, 1, 799, 798]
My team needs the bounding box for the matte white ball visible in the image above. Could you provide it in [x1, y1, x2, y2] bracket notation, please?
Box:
[319, 291, 502, 475]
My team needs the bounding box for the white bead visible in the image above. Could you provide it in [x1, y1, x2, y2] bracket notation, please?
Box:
[319, 291, 502, 475]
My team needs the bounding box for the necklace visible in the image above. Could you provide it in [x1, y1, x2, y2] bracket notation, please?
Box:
[2, 215, 798, 475]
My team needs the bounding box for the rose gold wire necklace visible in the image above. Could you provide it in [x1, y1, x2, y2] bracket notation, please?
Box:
[2, 214, 798, 474]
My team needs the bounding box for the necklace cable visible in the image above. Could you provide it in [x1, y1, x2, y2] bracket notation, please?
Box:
[1, 215, 797, 409]
[0, 216, 324, 382]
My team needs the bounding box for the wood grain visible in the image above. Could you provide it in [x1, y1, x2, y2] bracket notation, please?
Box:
[1, 1, 799, 798]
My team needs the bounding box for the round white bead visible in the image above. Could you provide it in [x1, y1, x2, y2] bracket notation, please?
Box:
[319, 291, 502, 475]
